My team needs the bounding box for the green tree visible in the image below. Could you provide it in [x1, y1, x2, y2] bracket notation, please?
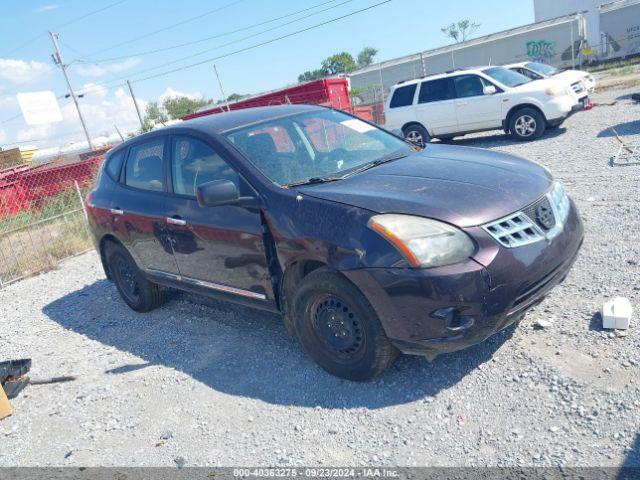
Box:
[163, 96, 211, 119]
[357, 47, 378, 68]
[441, 20, 480, 43]
[298, 69, 326, 83]
[321, 52, 357, 75]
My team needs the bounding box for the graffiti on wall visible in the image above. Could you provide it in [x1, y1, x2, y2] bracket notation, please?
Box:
[526, 40, 557, 60]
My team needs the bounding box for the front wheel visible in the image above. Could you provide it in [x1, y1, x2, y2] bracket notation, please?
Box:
[509, 108, 546, 141]
[403, 124, 430, 147]
[291, 268, 398, 381]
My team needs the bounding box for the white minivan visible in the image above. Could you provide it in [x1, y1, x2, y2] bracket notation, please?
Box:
[384, 66, 581, 143]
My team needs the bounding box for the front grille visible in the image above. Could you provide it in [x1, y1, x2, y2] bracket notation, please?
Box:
[571, 81, 585, 94]
[523, 196, 555, 232]
[483, 213, 545, 248]
[483, 183, 571, 249]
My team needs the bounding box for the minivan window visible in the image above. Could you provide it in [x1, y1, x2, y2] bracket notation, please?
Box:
[171, 136, 238, 196]
[105, 151, 125, 180]
[452, 75, 487, 98]
[482, 67, 531, 88]
[124, 138, 164, 192]
[418, 78, 454, 103]
[389, 84, 417, 108]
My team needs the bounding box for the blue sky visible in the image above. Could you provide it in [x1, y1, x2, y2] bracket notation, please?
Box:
[0, 0, 533, 148]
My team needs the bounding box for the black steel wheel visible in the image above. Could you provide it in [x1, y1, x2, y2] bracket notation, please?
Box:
[292, 267, 398, 381]
[106, 242, 165, 312]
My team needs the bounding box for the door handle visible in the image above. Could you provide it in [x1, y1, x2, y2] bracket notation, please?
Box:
[456, 102, 468, 107]
[166, 216, 187, 226]
[110, 208, 123, 215]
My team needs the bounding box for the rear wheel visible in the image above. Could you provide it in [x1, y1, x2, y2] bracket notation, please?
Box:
[403, 124, 430, 147]
[509, 108, 546, 141]
[106, 242, 165, 312]
[291, 268, 398, 381]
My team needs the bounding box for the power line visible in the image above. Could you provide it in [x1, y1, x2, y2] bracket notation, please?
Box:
[82, 0, 246, 59]
[1, 0, 130, 57]
[132, 1, 392, 84]
[75, 0, 371, 95]
[89, 0, 346, 63]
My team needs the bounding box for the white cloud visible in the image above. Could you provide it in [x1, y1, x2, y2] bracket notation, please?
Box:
[75, 57, 141, 78]
[0, 58, 52, 85]
[158, 87, 203, 103]
[17, 125, 53, 142]
[0, 129, 6, 143]
[36, 4, 59, 12]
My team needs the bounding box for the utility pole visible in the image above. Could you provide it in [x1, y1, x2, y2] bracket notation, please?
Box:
[127, 80, 144, 129]
[213, 64, 231, 112]
[49, 31, 94, 150]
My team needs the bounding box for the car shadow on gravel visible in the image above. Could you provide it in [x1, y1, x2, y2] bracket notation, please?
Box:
[43, 280, 516, 409]
[598, 120, 640, 137]
[440, 127, 568, 149]
[620, 433, 640, 472]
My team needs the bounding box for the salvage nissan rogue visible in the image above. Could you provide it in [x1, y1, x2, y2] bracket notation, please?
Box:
[87, 105, 583, 381]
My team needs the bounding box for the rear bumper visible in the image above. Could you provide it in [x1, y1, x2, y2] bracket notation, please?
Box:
[343, 202, 584, 358]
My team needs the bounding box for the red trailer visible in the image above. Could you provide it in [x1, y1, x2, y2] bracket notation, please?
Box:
[182, 77, 353, 120]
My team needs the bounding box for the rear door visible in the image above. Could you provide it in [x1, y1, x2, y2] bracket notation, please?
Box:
[452, 74, 503, 132]
[386, 83, 418, 131]
[109, 136, 178, 274]
[164, 134, 272, 302]
[415, 78, 457, 136]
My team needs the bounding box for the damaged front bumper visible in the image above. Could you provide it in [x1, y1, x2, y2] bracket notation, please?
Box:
[343, 203, 584, 360]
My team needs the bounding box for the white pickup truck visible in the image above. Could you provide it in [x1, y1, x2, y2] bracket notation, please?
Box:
[384, 66, 582, 143]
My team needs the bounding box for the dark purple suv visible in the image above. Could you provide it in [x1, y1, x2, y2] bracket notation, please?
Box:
[87, 105, 583, 380]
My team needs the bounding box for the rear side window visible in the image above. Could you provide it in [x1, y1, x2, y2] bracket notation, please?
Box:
[171, 136, 238, 196]
[389, 84, 417, 108]
[124, 138, 165, 192]
[418, 78, 454, 103]
[104, 151, 125, 180]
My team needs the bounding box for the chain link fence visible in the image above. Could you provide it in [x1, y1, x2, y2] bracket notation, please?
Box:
[0, 153, 105, 287]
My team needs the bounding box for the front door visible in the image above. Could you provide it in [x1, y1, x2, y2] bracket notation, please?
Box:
[164, 135, 272, 301]
[110, 136, 179, 274]
[452, 74, 503, 132]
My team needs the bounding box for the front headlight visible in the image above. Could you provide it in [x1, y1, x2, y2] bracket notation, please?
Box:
[367, 214, 475, 268]
[545, 85, 565, 97]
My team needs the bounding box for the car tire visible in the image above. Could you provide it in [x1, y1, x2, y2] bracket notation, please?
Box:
[106, 242, 165, 312]
[403, 124, 430, 147]
[509, 108, 546, 141]
[291, 267, 399, 381]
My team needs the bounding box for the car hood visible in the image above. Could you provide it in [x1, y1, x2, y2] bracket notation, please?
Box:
[554, 70, 589, 83]
[509, 77, 564, 92]
[299, 144, 553, 228]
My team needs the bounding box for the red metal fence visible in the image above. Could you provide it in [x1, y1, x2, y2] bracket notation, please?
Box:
[0, 154, 105, 286]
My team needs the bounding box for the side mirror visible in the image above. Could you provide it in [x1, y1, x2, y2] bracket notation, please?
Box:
[483, 85, 497, 95]
[196, 179, 239, 207]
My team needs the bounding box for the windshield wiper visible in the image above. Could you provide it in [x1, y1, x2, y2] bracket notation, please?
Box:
[284, 176, 341, 187]
[340, 153, 408, 179]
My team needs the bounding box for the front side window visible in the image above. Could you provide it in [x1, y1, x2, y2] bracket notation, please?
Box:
[171, 137, 238, 196]
[418, 78, 454, 103]
[516, 67, 543, 80]
[124, 138, 165, 192]
[389, 84, 417, 108]
[452, 75, 488, 98]
[225, 109, 412, 186]
[482, 67, 532, 88]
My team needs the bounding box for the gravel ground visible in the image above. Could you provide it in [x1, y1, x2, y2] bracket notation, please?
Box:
[1, 86, 639, 468]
